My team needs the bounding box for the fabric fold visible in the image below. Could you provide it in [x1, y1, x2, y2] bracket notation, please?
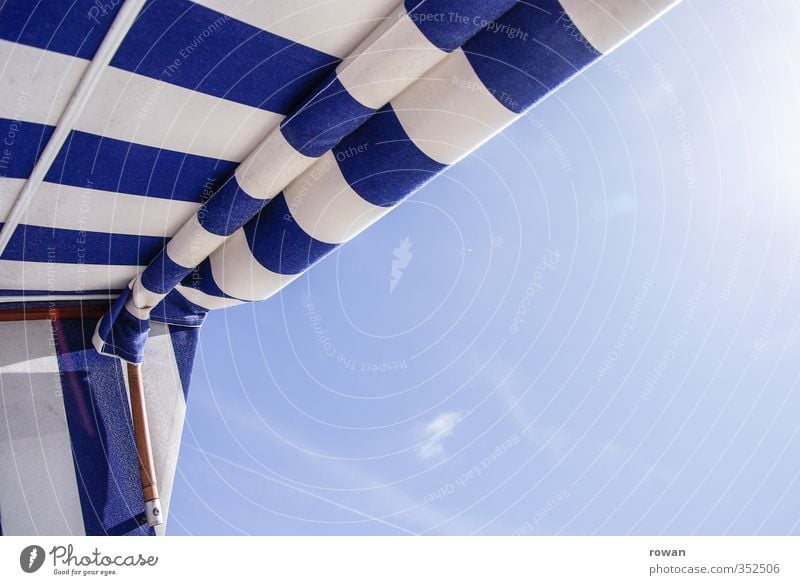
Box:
[95, 0, 519, 363]
[161, 0, 679, 314]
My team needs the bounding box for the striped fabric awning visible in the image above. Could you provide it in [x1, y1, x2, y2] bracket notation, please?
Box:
[0, 0, 680, 535]
[0, 0, 679, 364]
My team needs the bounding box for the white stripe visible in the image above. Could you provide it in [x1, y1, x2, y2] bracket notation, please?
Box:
[0, 0, 148, 258]
[141, 322, 186, 536]
[0, 259, 139, 293]
[0, 178, 200, 237]
[391, 48, 517, 165]
[174, 283, 243, 310]
[165, 213, 227, 269]
[0, 320, 85, 535]
[287, 151, 389, 244]
[125, 296, 153, 320]
[236, 129, 316, 198]
[81, 67, 281, 162]
[130, 272, 167, 314]
[336, 4, 444, 109]
[192, 0, 398, 58]
[0, 40, 87, 127]
[0, 178, 21, 220]
[0, 42, 280, 163]
[91, 326, 115, 361]
[559, 0, 681, 54]
[210, 228, 300, 301]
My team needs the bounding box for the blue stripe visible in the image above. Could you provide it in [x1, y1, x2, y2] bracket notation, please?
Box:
[151, 287, 208, 327]
[95, 289, 149, 364]
[463, 0, 601, 114]
[0, 118, 236, 203]
[244, 193, 335, 275]
[198, 175, 265, 236]
[0, 0, 120, 59]
[140, 249, 192, 294]
[0, 117, 54, 180]
[0, 223, 165, 266]
[54, 316, 153, 535]
[49, 125, 237, 203]
[111, 0, 339, 114]
[280, 73, 375, 157]
[178, 257, 233, 301]
[334, 104, 445, 207]
[167, 324, 200, 400]
[406, 0, 517, 52]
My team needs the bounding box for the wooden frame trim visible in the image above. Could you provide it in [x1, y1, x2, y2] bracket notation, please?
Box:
[0, 304, 110, 322]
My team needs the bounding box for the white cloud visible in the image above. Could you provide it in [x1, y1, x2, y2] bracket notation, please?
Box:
[417, 411, 463, 460]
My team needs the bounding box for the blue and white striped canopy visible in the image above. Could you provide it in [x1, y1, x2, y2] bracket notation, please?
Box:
[0, 0, 681, 537]
[1, 0, 678, 361]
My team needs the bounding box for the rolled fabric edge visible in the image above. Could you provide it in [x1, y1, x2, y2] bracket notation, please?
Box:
[92, 287, 150, 364]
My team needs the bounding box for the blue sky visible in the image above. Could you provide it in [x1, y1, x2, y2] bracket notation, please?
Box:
[168, 0, 800, 535]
